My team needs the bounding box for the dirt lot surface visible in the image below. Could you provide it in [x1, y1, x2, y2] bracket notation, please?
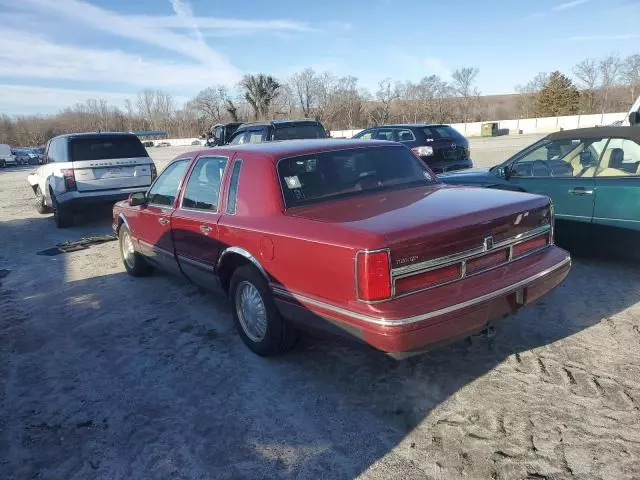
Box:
[1, 135, 640, 480]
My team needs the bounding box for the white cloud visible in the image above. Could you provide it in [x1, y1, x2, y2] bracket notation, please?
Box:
[423, 57, 451, 77]
[566, 33, 640, 41]
[0, 85, 166, 115]
[0, 29, 240, 89]
[552, 0, 590, 11]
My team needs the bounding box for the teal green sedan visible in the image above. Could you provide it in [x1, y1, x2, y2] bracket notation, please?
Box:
[439, 126, 640, 256]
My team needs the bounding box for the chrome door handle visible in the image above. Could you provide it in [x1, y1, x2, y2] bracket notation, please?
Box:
[200, 225, 212, 234]
[569, 187, 593, 195]
[158, 217, 169, 225]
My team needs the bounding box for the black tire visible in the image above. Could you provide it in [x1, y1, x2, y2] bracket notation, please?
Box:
[35, 187, 52, 214]
[0, 160, 5, 168]
[229, 265, 296, 356]
[51, 190, 73, 228]
[118, 224, 153, 277]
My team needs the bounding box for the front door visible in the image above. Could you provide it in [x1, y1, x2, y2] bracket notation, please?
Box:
[134, 158, 191, 275]
[506, 137, 610, 223]
[172, 155, 229, 290]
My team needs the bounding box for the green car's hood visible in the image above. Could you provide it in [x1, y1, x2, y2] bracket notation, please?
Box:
[438, 167, 493, 183]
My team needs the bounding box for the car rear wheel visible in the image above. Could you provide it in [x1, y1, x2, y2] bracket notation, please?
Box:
[229, 265, 296, 356]
[35, 187, 52, 214]
[51, 191, 73, 228]
[119, 225, 152, 277]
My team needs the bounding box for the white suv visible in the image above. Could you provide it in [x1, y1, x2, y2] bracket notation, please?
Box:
[27, 132, 157, 228]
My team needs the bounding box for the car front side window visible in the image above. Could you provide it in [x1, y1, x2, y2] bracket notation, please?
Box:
[354, 129, 374, 140]
[181, 156, 229, 212]
[147, 159, 190, 207]
[510, 138, 608, 178]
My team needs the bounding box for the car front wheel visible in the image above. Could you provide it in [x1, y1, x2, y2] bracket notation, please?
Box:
[229, 265, 296, 356]
[119, 225, 152, 277]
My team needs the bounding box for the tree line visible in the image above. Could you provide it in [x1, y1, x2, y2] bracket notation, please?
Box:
[1, 53, 639, 147]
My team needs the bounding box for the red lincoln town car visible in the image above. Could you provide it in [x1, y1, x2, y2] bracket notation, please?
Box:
[112, 139, 571, 358]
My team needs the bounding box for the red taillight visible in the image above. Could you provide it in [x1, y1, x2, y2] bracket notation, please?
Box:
[395, 263, 461, 295]
[356, 250, 391, 301]
[466, 249, 509, 275]
[512, 235, 549, 258]
[62, 168, 76, 191]
[150, 163, 157, 181]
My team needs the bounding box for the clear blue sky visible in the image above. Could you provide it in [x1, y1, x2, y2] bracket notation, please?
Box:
[1, 0, 639, 114]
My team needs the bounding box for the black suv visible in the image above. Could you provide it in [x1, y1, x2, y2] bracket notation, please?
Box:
[228, 120, 327, 145]
[206, 122, 243, 147]
[353, 124, 472, 173]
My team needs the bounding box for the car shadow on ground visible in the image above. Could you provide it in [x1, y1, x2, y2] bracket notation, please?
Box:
[1, 219, 639, 478]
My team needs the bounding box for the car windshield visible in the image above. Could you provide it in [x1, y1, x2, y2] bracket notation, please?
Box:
[69, 136, 147, 161]
[273, 124, 326, 140]
[278, 145, 437, 207]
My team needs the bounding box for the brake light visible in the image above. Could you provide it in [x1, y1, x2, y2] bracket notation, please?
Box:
[356, 250, 391, 301]
[395, 263, 461, 295]
[512, 235, 549, 258]
[150, 163, 157, 181]
[62, 168, 76, 191]
[412, 146, 434, 157]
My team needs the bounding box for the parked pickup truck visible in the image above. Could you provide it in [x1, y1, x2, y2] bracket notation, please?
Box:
[113, 139, 571, 358]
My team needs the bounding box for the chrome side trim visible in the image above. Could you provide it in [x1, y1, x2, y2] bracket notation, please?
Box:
[391, 224, 551, 277]
[216, 246, 269, 280]
[138, 239, 173, 257]
[177, 254, 214, 272]
[593, 216, 640, 224]
[272, 256, 570, 327]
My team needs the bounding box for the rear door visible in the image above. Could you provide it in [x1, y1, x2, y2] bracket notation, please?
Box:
[133, 158, 191, 275]
[171, 155, 230, 289]
[593, 137, 640, 233]
[69, 135, 153, 191]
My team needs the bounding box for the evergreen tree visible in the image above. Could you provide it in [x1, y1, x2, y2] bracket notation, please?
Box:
[535, 71, 580, 117]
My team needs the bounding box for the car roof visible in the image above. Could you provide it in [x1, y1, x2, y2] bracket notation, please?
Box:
[180, 139, 396, 161]
[52, 132, 140, 140]
[547, 126, 640, 141]
[374, 124, 452, 129]
[237, 119, 323, 129]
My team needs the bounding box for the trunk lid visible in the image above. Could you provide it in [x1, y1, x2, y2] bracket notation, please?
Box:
[287, 184, 552, 267]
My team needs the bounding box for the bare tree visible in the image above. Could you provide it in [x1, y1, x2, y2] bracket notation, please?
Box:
[369, 78, 399, 125]
[189, 86, 229, 125]
[451, 67, 480, 122]
[599, 54, 622, 113]
[574, 58, 599, 113]
[623, 54, 640, 104]
[240, 74, 281, 120]
[290, 68, 318, 118]
[515, 72, 549, 117]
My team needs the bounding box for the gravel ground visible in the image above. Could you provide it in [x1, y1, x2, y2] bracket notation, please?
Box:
[1, 135, 640, 480]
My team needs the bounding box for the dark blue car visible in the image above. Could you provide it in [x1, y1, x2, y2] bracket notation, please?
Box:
[352, 124, 472, 173]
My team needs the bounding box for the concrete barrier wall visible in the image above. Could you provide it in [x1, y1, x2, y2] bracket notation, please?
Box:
[328, 111, 627, 138]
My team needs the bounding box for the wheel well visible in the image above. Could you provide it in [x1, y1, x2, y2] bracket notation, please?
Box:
[30, 184, 38, 195]
[217, 253, 252, 295]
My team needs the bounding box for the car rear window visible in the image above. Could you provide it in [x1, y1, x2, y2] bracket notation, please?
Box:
[273, 124, 327, 141]
[277, 145, 436, 207]
[70, 136, 147, 161]
[422, 126, 464, 141]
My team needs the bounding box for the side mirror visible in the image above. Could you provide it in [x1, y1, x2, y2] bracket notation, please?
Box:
[503, 165, 512, 180]
[129, 192, 146, 207]
[630, 111, 640, 126]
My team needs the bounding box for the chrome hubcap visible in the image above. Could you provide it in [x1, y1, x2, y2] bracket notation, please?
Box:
[121, 231, 136, 268]
[235, 281, 267, 342]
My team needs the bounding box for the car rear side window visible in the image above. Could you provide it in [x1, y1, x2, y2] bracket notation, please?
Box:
[277, 145, 436, 208]
[182, 156, 228, 211]
[69, 136, 147, 161]
[273, 124, 326, 140]
[225, 159, 243, 214]
[422, 126, 463, 141]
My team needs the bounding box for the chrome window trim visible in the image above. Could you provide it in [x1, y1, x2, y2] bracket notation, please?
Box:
[272, 256, 570, 327]
[391, 224, 551, 278]
[353, 247, 393, 304]
[225, 158, 243, 215]
[178, 155, 229, 214]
